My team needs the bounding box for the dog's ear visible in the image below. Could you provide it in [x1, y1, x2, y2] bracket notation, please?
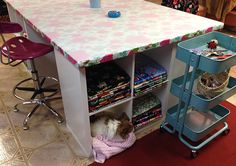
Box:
[119, 112, 130, 121]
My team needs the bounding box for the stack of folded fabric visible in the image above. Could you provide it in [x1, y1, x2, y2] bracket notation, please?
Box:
[87, 62, 131, 112]
[134, 54, 168, 96]
[132, 93, 162, 129]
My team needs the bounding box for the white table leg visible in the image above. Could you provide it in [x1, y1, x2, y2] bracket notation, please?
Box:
[54, 49, 92, 157]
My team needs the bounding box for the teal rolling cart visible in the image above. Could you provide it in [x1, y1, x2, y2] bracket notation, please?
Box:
[161, 32, 236, 158]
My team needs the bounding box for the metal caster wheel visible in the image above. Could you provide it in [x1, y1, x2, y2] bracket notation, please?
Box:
[159, 125, 165, 133]
[23, 125, 29, 130]
[57, 119, 64, 123]
[222, 129, 230, 136]
[13, 108, 20, 112]
[191, 150, 198, 158]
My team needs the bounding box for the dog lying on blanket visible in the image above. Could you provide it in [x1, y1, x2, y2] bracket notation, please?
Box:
[90, 112, 136, 163]
[90, 112, 134, 140]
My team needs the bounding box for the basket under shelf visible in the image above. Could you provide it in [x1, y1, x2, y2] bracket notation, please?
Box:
[170, 71, 236, 111]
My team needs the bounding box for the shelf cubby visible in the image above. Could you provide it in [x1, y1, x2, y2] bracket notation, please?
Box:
[85, 43, 175, 137]
[132, 93, 162, 130]
[86, 56, 133, 114]
[134, 53, 168, 97]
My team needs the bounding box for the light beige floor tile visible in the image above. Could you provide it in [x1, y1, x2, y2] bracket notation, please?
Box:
[15, 119, 60, 149]
[57, 123, 85, 157]
[0, 79, 23, 94]
[0, 160, 27, 166]
[0, 112, 11, 135]
[0, 93, 20, 112]
[0, 98, 5, 113]
[0, 65, 27, 80]
[28, 140, 75, 166]
[0, 34, 14, 41]
[0, 133, 20, 164]
[72, 156, 94, 166]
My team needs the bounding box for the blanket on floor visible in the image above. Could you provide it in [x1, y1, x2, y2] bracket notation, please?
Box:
[92, 132, 136, 163]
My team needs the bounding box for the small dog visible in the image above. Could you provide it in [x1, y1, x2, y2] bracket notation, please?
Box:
[90, 112, 133, 140]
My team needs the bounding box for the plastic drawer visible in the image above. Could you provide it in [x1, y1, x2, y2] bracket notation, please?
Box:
[165, 104, 230, 142]
[170, 72, 236, 111]
[177, 32, 236, 73]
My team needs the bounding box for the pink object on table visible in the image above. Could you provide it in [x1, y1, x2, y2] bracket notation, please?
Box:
[92, 132, 136, 163]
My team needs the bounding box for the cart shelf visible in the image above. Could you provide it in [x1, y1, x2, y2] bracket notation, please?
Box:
[165, 104, 230, 142]
[171, 72, 236, 111]
[177, 32, 236, 73]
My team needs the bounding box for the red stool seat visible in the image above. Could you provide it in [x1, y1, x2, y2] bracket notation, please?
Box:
[1, 36, 53, 61]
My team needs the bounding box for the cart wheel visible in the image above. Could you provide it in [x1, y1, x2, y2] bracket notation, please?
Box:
[191, 150, 198, 158]
[222, 129, 230, 136]
[159, 125, 165, 133]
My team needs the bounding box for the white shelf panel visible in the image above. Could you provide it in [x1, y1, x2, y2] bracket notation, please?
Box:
[89, 97, 132, 116]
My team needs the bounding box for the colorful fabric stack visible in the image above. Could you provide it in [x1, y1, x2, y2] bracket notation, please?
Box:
[132, 93, 162, 129]
[87, 62, 131, 112]
[161, 0, 199, 14]
[134, 55, 167, 96]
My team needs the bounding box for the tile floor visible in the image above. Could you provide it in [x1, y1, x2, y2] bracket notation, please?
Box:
[0, 31, 236, 166]
[0, 35, 93, 166]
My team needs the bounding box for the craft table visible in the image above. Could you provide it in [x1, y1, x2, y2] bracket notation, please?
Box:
[5, 0, 223, 157]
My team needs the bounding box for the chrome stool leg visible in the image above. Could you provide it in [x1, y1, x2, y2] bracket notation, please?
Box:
[42, 102, 64, 123]
[14, 103, 21, 112]
[13, 60, 63, 130]
[14, 100, 38, 112]
[23, 104, 40, 130]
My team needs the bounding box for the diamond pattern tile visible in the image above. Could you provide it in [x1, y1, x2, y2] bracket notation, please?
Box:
[28, 140, 75, 166]
[0, 112, 11, 135]
[16, 119, 60, 149]
[0, 132, 19, 164]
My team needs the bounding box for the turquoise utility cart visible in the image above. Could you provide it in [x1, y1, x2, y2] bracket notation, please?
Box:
[161, 32, 236, 158]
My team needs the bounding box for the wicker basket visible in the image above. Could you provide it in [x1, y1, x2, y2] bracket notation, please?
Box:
[197, 70, 229, 99]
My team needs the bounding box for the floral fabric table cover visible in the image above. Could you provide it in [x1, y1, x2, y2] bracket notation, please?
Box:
[5, 0, 224, 67]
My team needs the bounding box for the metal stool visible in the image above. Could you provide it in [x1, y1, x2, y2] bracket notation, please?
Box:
[0, 22, 63, 130]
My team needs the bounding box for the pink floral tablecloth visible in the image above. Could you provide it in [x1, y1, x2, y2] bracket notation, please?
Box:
[5, 0, 224, 67]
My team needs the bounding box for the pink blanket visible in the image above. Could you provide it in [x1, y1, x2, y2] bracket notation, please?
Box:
[92, 132, 136, 163]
